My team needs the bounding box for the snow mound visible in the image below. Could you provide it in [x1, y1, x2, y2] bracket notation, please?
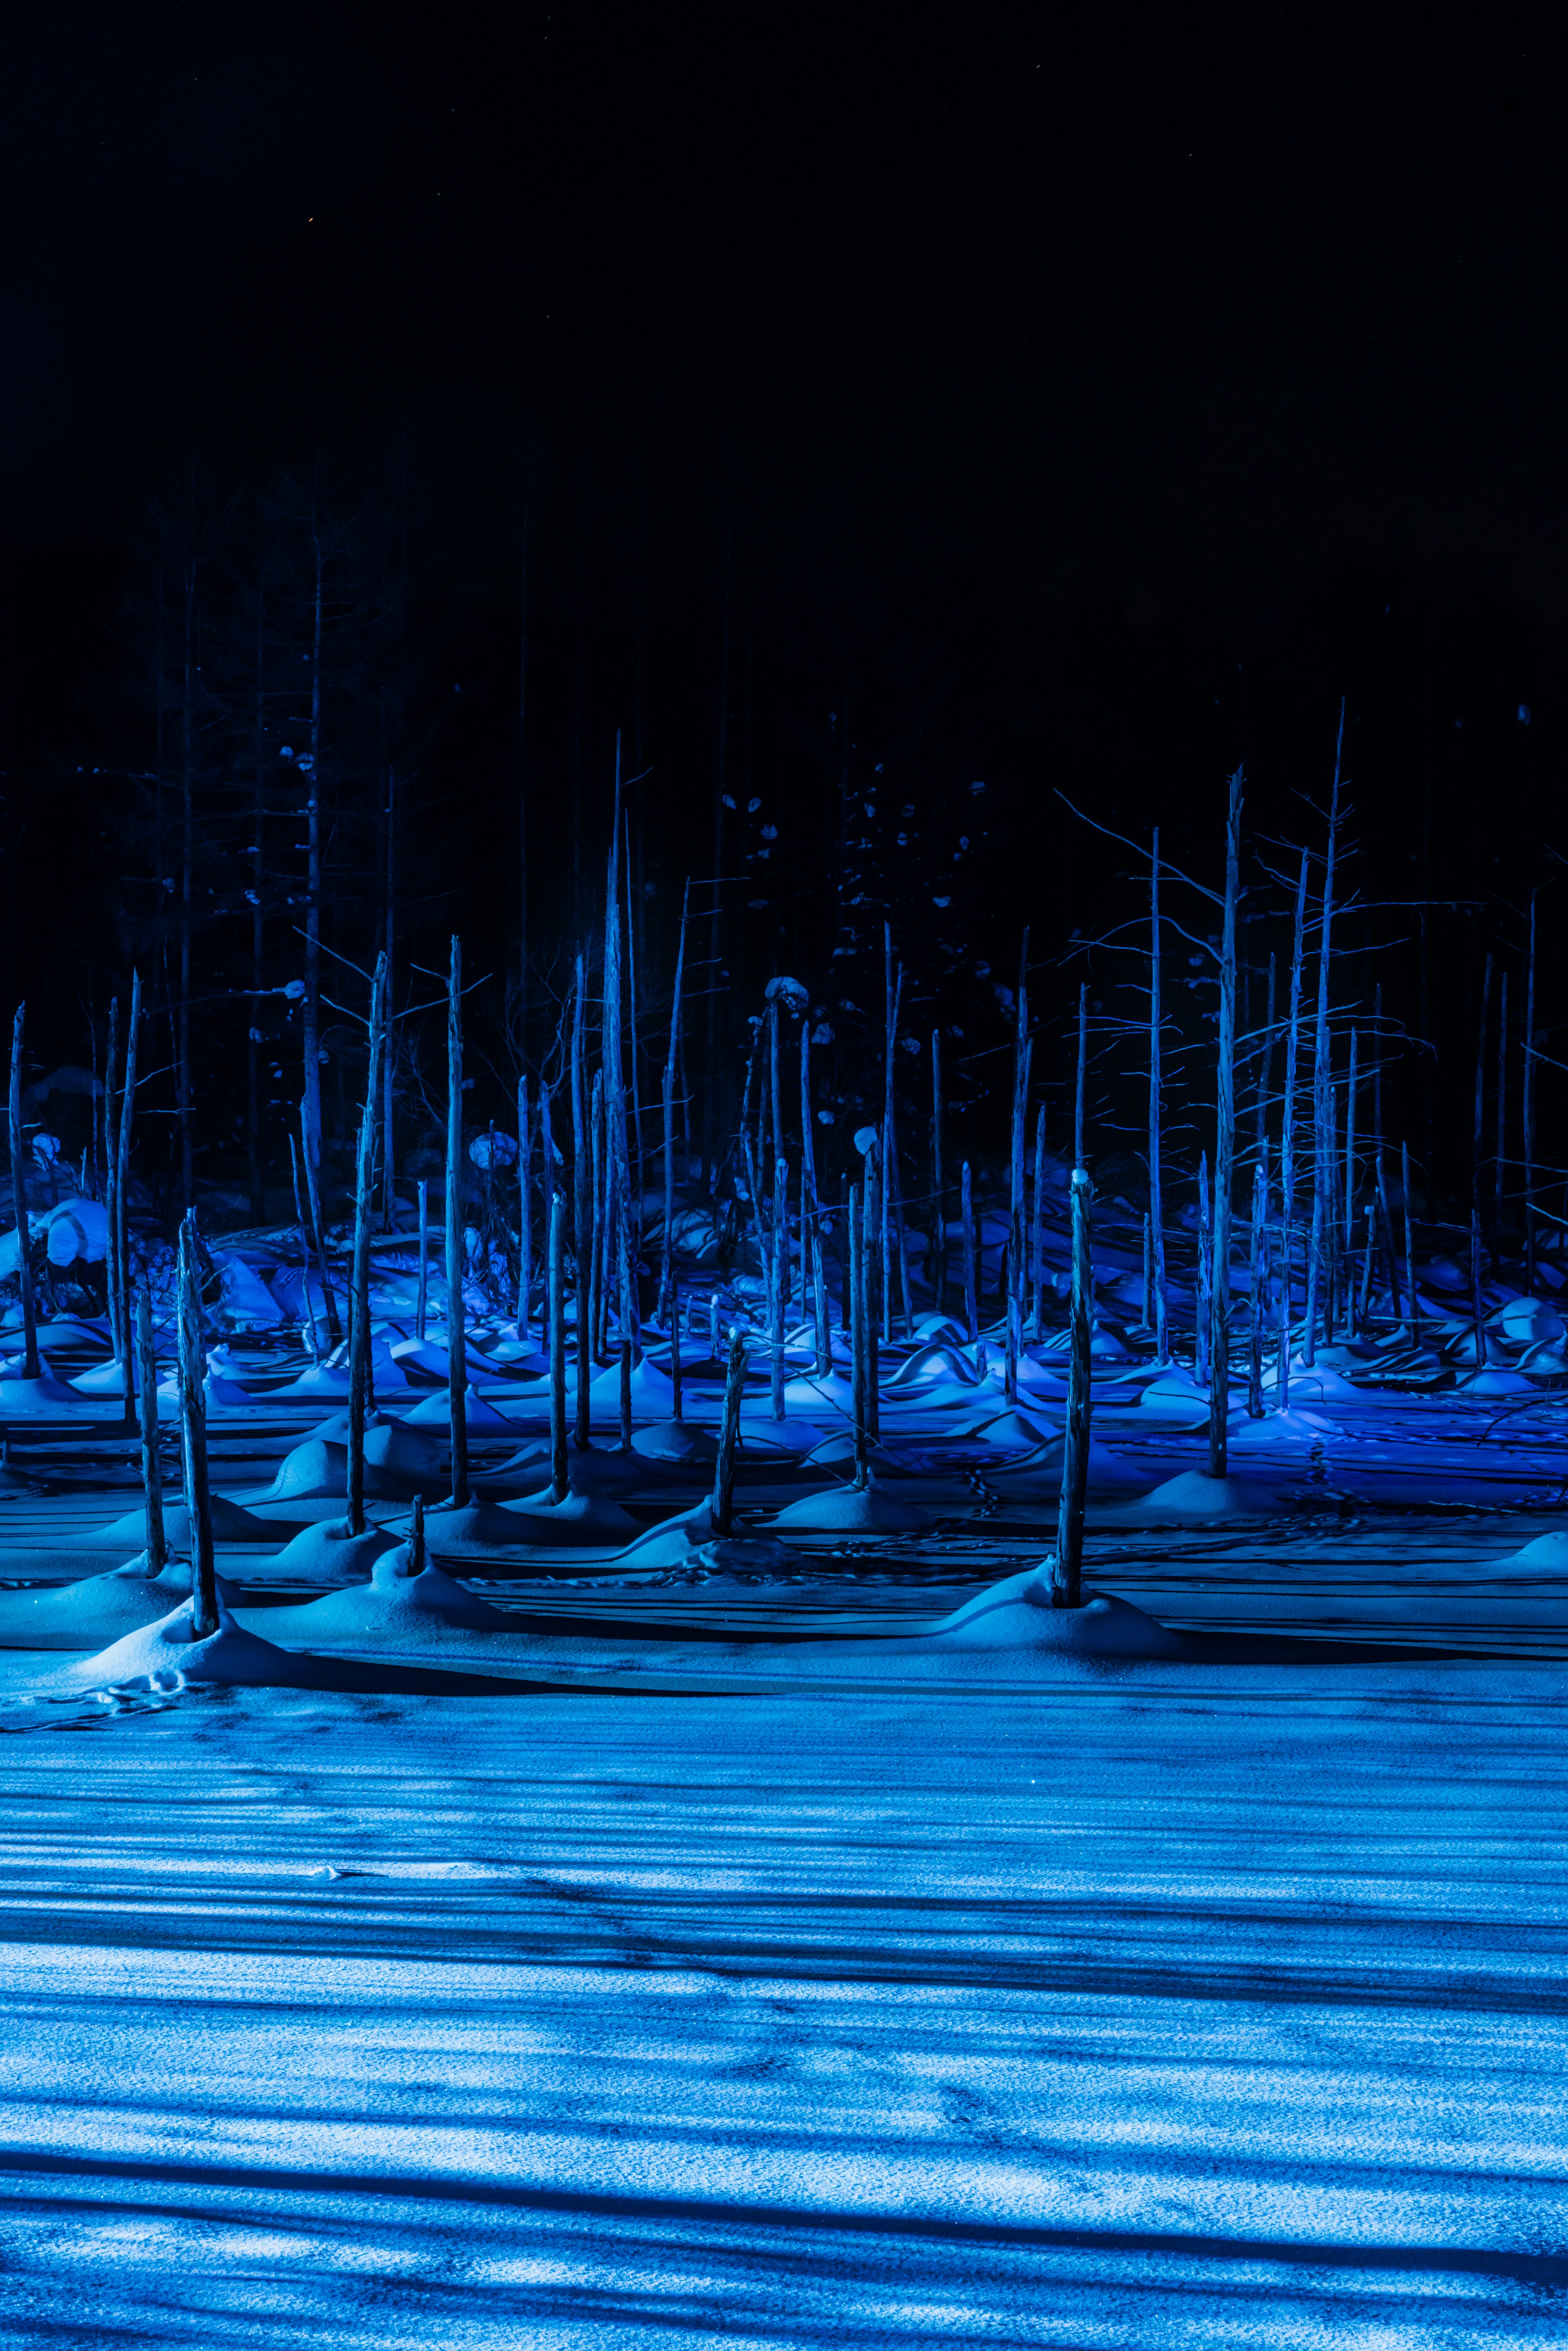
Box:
[767, 1479, 931, 1534]
[988, 1436, 1151, 1497]
[404, 1384, 518, 1433]
[497, 1486, 644, 1543]
[632, 1420, 721, 1464]
[1506, 1529, 1568, 1568]
[0, 1559, 231, 1650]
[254, 1436, 429, 1505]
[69, 1495, 288, 1550]
[920, 1567, 1188, 1656]
[261, 1519, 405, 1583]
[60, 1597, 342, 1690]
[883, 1343, 980, 1391]
[1130, 1469, 1288, 1520]
[0, 1372, 96, 1415]
[239, 1551, 513, 1644]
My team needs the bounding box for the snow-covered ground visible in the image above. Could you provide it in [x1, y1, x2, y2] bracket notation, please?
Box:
[0, 1669, 1563, 2347]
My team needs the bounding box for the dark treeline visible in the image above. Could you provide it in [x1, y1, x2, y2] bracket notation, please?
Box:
[0, 415, 1563, 1245]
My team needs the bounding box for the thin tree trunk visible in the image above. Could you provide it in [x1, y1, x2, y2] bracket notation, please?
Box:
[1470, 1205, 1486, 1375]
[1030, 1105, 1047, 1344]
[105, 997, 121, 1364]
[1278, 852, 1308, 1406]
[1007, 973, 1030, 1406]
[248, 582, 267, 1224]
[1247, 1146, 1267, 1416]
[1402, 1141, 1421, 1346]
[516, 1073, 532, 1336]
[177, 1211, 218, 1637]
[711, 1327, 746, 1535]
[961, 1159, 978, 1345]
[864, 1148, 880, 1437]
[570, 957, 592, 1442]
[1051, 1169, 1092, 1609]
[1524, 897, 1538, 1296]
[930, 1030, 947, 1315]
[670, 1276, 684, 1423]
[299, 1103, 341, 1344]
[771, 1153, 787, 1419]
[548, 1188, 568, 1502]
[1074, 981, 1088, 1167]
[445, 936, 470, 1508]
[1304, 706, 1345, 1368]
[345, 953, 388, 1538]
[301, 530, 326, 1203]
[135, 1286, 166, 1576]
[381, 767, 397, 1232]
[8, 1005, 39, 1381]
[662, 880, 690, 1323]
[1343, 1030, 1359, 1336]
[1196, 1148, 1212, 1389]
[416, 1177, 429, 1344]
[1254, 951, 1276, 1154]
[849, 1181, 867, 1488]
[1472, 949, 1493, 1213]
[1495, 968, 1508, 1229]
[114, 972, 140, 1427]
[1149, 829, 1168, 1363]
[289, 1136, 322, 1359]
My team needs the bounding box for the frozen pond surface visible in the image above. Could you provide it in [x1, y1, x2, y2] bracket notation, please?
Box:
[0, 1668, 1563, 2346]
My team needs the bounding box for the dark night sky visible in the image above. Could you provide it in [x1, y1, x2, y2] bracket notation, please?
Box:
[4, 11, 1559, 602]
[1, 6, 1564, 1195]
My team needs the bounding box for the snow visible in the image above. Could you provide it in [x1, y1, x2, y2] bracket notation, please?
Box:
[0, 1670, 1561, 2343]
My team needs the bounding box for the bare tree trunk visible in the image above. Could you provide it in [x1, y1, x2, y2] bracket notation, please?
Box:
[1247, 1145, 1267, 1416]
[1472, 949, 1494, 1217]
[1148, 830, 1168, 1364]
[289, 1137, 322, 1359]
[177, 563, 196, 1214]
[1208, 767, 1241, 1482]
[570, 956, 591, 1447]
[1402, 1141, 1421, 1346]
[1007, 972, 1030, 1406]
[1304, 706, 1345, 1368]
[516, 1072, 531, 1336]
[1074, 981, 1088, 1168]
[346, 953, 388, 1538]
[1277, 852, 1308, 1407]
[961, 1159, 978, 1345]
[1030, 1105, 1047, 1345]
[178, 1212, 218, 1637]
[930, 1030, 947, 1314]
[1343, 1027, 1359, 1337]
[415, 1177, 429, 1344]
[1524, 896, 1538, 1297]
[135, 1286, 166, 1576]
[115, 973, 140, 1431]
[1051, 1168, 1092, 1609]
[661, 881, 690, 1324]
[8, 1005, 39, 1381]
[248, 584, 267, 1224]
[771, 1153, 787, 1420]
[1495, 968, 1509, 1231]
[712, 1327, 746, 1535]
[300, 1104, 341, 1344]
[301, 530, 326, 1201]
[445, 936, 470, 1509]
[381, 767, 397, 1232]
[1196, 1149, 1211, 1391]
[849, 1181, 867, 1489]
[548, 1188, 568, 1503]
[105, 998, 121, 1365]
[670, 1277, 684, 1424]
[864, 1147, 880, 1438]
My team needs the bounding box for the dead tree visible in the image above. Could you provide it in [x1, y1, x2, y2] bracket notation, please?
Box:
[1051, 1168, 1092, 1609]
[445, 935, 470, 1508]
[135, 1286, 166, 1576]
[7, 1005, 39, 1381]
[1207, 767, 1242, 1481]
[177, 1212, 218, 1636]
[346, 952, 388, 1537]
